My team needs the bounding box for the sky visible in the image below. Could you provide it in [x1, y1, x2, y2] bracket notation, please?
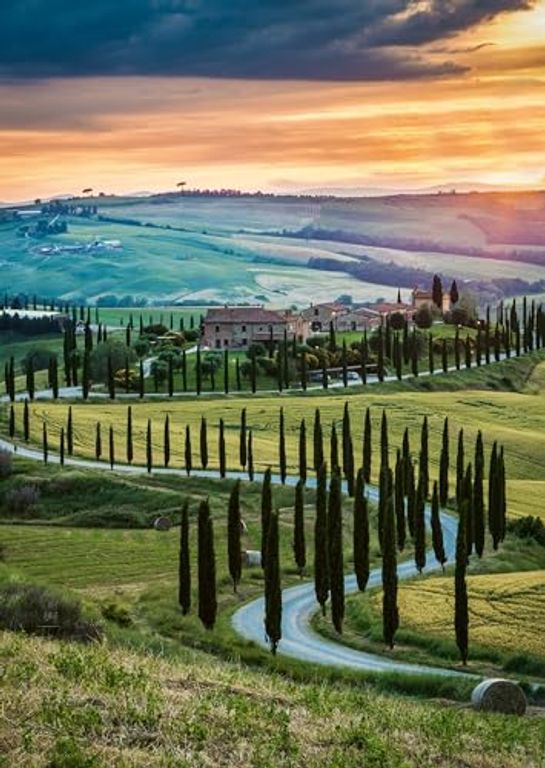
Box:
[0, 0, 544, 201]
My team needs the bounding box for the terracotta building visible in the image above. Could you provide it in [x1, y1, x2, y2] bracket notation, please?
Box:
[202, 306, 308, 349]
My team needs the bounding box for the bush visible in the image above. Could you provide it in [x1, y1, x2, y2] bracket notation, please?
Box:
[0, 582, 102, 642]
[507, 516, 545, 546]
[414, 305, 433, 329]
[0, 450, 12, 479]
[4, 484, 40, 515]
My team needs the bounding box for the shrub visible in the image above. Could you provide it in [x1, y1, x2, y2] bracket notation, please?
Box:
[414, 305, 433, 329]
[0, 582, 102, 642]
[507, 516, 545, 546]
[4, 484, 40, 515]
[0, 450, 12, 479]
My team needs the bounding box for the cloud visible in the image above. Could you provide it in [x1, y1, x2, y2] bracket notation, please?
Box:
[0, 0, 535, 81]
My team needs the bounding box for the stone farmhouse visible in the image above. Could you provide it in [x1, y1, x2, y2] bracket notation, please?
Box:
[202, 306, 309, 350]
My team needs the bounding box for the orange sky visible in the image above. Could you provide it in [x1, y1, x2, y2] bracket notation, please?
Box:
[1, 2, 544, 201]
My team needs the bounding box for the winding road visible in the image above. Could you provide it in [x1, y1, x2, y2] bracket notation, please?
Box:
[0, 431, 465, 680]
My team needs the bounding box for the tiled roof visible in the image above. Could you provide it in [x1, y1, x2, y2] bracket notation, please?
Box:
[204, 307, 286, 324]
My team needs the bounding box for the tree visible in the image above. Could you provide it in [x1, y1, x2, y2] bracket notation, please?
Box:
[330, 422, 339, 473]
[247, 430, 254, 481]
[313, 409, 324, 472]
[260, 467, 272, 568]
[455, 499, 469, 664]
[179, 501, 191, 615]
[419, 416, 429, 500]
[227, 480, 242, 592]
[314, 462, 329, 615]
[126, 405, 133, 464]
[95, 421, 102, 461]
[439, 417, 449, 507]
[8, 405, 14, 439]
[293, 479, 306, 576]
[473, 431, 485, 557]
[42, 421, 48, 464]
[59, 427, 65, 467]
[414, 475, 426, 573]
[298, 418, 307, 484]
[432, 274, 443, 310]
[23, 399, 29, 442]
[456, 429, 464, 508]
[394, 449, 406, 551]
[328, 469, 344, 633]
[198, 499, 217, 630]
[109, 425, 115, 470]
[200, 416, 208, 470]
[279, 407, 287, 484]
[414, 305, 433, 329]
[146, 419, 152, 473]
[381, 467, 398, 649]
[353, 468, 370, 591]
[163, 415, 171, 468]
[218, 418, 226, 478]
[239, 408, 247, 469]
[185, 425, 192, 476]
[450, 279, 459, 306]
[66, 406, 73, 456]
[431, 481, 446, 569]
[264, 509, 282, 654]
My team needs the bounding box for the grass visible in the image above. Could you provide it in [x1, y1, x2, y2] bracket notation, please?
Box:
[4, 631, 545, 768]
[6, 352, 545, 521]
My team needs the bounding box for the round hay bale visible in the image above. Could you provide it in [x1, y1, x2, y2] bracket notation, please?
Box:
[153, 516, 172, 532]
[471, 679, 527, 716]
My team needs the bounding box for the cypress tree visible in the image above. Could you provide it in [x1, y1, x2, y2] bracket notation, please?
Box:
[182, 349, 187, 392]
[250, 352, 257, 394]
[439, 417, 449, 507]
[330, 422, 339, 473]
[394, 333, 402, 380]
[126, 406, 133, 464]
[301, 351, 307, 391]
[235, 357, 242, 391]
[200, 416, 208, 469]
[8, 405, 14, 439]
[454, 327, 461, 370]
[163, 415, 171, 468]
[197, 499, 217, 630]
[293, 479, 306, 576]
[380, 409, 389, 472]
[247, 430, 254, 482]
[465, 336, 472, 369]
[42, 421, 48, 464]
[345, 435, 355, 498]
[341, 340, 348, 388]
[279, 407, 287, 484]
[419, 416, 429, 499]
[95, 422, 102, 461]
[51, 356, 59, 399]
[107, 354, 115, 399]
[239, 408, 247, 469]
[456, 429, 464, 508]
[353, 468, 370, 591]
[109, 425, 115, 470]
[59, 427, 65, 467]
[139, 360, 144, 399]
[363, 407, 372, 483]
[428, 333, 434, 376]
[464, 463, 474, 558]
[431, 481, 446, 569]
[321, 356, 328, 389]
[473, 431, 485, 557]
[264, 509, 282, 655]
[223, 350, 230, 394]
[167, 357, 174, 397]
[361, 331, 368, 385]
[313, 408, 324, 472]
[196, 346, 202, 395]
[146, 419, 152, 474]
[179, 501, 191, 615]
[185, 425, 192, 476]
[218, 418, 226, 478]
[341, 402, 351, 479]
[406, 459, 416, 539]
[227, 479, 242, 592]
[455, 499, 469, 664]
[260, 467, 272, 568]
[441, 338, 448, 373]
[488, 441, 499, 547]
[498, 447, 507, 544]
[314, 462, 329, 615]
[328, 470, 344, 633]
[81, 349, 90, 400]
[411, 330, 419, 378]
[377, 325, 385, 382]
[66, 406, 73, 456]
[23, 398, 29, 442]
[328, 320, 336, 351]
[394, 449, 406, 552]
[414, 474, 426, 573]
[402, 427, 411, 490]
[26, 358, 35, 400]
[298, 418, 307, 484]
[381, 467, 399, 649]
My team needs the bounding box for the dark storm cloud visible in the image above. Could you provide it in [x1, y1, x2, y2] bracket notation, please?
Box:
[0, 0, 535, 80]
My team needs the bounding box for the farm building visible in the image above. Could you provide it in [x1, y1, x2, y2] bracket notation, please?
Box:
[412, 288, 451, 314]
[202, 306, 309, 350]
[300, 302, 348, 332]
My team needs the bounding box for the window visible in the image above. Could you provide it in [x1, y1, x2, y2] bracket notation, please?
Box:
[215, 325, 220, 333]
[242, 338, 248, 346]
[224, 339, 229, 346]
[241, 325, 246, 332]
[215, 339, 221, 349]
[314, 308, 319, 316]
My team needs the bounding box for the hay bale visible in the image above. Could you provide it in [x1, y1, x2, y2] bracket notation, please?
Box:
[471, 679, 527, 716]
[153, 516, 172, 532]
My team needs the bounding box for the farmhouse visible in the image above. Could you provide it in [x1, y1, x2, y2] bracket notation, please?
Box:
[335, 306, 382, 332]
[203, 306, 308, 349]
[412, 288, 451, 314]
[301, 302, 348, 332]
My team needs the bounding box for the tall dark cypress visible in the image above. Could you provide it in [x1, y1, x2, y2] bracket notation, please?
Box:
[330, 422, 339, 473]
[455, 499, 469, 664]
[95, 421, 102, 460]
[179, 501, 191, 615]
[428, 333, 434, 376]
[185, 425, 192, 476]
[442, 338, 448, 373]
[298, 418, 307, 484]
[126, 406, 133, 465]
[456, 429, 464, 508]
[200, 416, 208, 470]
[313, 408, 324, 472]
[345, 435, 355, 498]
[431, 481, 446, 569]
[239, 408, 247, 469]
[381, 466, 399, 649]
[314, 462, 329, 615]
[42, 421, 48, 464]
[107, 354, 115, 400]
[293, 479, 306, 576]
[353, 468, 370, 591]
[182, 349, 187, 392]
[218, 418, 226, 478]
[406, 459, 416, 539]
[279, 407, 287, 484]
[26, 358, 35, 401]
[250, 352, 257, 394]
[341, 340, 348, 388]
[377, 325, 385, 382]
[264, 509, 282, 655]
[414, 474, 426, 573]
[488, 441, 499, 548]
[198, 499, 217, 630]
[163, 415, 171, 468]
[146, 418, 152, 474]
[402, 427, 411, 490]
[394, 449, 406, 552]
[260, 467, 273, 568]
[363, 407, 372, 483]
[235, 357, 241, 391]
[8, 405, 14, 438]
[22, 398, 29, 442]
[223, 349, 229, 394]
[247, 429, 254, 482]
[328, 469, 344, 633]
[50, 357, 59, 399]
[301, 351, 307, 391]
[227, 479, 242, 592]
[196, 346, 202, 396]
[139, 360, 144, 399]
[109, 425, 115, 470]
[439, 416, 449, 507]
[66, 406, 73, 456]
[464, 463, 474, 558]
[419, 416, 429, 499]
[59, 427, 65, 467]
[473, 431, 485, 557]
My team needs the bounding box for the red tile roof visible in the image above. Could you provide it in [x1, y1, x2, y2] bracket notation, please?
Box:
[204, 307, 286, 325]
